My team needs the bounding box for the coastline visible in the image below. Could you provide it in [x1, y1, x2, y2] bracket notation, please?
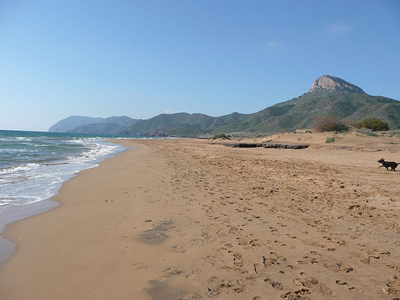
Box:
[1, 135, 400, 299]
[0, 138, 128, 270]
[0, 140, 174, 300]
[0, 200, 60, 269]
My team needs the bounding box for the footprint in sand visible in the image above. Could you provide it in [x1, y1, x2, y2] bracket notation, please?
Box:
[336, 280, 347, 285]
[172, 245, 186, 253]
[233, 252, 244, 268]
[146, 280, 200, 300]
[164, 267, 184, 276]
[265, 278, 285, 290]
[381, 276, 400, 295]
[281, 288, 311, 299]
[191, 265, 202, 274]
[293, 273, 332, 295]
[133, 262, 148, 270]
[323, 262, 354, 273]
[189, 238, 205, 246]
[270, 226, 278, 232]
[298, 256, 319, 265]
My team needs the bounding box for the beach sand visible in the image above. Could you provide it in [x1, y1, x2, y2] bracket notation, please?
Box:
[1, 131, 400, 299]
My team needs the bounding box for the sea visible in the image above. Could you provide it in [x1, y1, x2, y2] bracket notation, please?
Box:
[0, 130, 129, 267]
[0, 130, 128, 207]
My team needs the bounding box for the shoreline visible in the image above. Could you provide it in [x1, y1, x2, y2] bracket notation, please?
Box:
[1, 136, 400, 299]
[0, 140, 171, 299]
[0, 200, 60, 269]
[0, 139, 128, 270]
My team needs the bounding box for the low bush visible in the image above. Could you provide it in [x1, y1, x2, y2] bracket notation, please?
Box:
[363, 132, 380, 137]
[212, 133, 231, 140]
[313, 115, 348, 132]
[356, 118, 389, 131]
[325, 137, 335, 143]
[390, 131, 400, 138]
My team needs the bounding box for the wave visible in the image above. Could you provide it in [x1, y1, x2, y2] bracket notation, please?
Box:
[0, 136, 127, 206]
[0, 163, 41, 175]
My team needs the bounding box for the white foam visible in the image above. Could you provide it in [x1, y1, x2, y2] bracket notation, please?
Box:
[0, 163, 40, 175]
[0, 138, 127, 207]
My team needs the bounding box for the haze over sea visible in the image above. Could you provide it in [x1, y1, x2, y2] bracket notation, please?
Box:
[0, 130, 127, 207]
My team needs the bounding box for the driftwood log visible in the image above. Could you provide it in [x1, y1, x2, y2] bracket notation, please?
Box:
[225, 143, 309, 149]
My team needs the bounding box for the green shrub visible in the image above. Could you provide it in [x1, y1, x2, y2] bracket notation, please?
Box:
[363, 132, 379, 137]
[212, 133, 231, 140]
[313, 115, 348, 132]
[390, 131, 400, 137]
[356, 118, 389, 131]
[325, 137, 335, 143]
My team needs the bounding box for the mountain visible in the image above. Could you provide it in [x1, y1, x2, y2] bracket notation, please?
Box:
[49, 116, 141, 135]
[49, 116, 103, 133]
[67, 116, 141, 135]
[225, 75, 400, 133]
[119, 75, 400, 136]
[49, 76, 400, 137]
[308, 75, 365, 94]
[118, 112, 251, 137]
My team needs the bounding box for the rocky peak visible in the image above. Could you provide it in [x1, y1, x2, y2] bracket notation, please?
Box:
[309, 75, 365, 94]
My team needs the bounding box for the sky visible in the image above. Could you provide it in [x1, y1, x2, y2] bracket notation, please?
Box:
[0, 1, 399, 131]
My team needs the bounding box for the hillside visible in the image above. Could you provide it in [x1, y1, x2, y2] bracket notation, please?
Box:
[49, 116, 142, 135]
[48, 116, 104, 133]
[119, 75, 400, 136]
[244, 75, 400, 132]
[118, 112, 251, 137]
[219, 83, 400, 133]
[67, 116, 141, 135]
[49, 75, 400, 137]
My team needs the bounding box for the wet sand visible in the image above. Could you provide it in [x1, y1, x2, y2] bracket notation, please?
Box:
[1, 131, 400, 299]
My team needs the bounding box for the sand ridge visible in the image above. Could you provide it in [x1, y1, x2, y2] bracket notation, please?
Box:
[1, 132, 400, 299]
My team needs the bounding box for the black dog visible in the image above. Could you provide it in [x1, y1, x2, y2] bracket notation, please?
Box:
[378, 158, 398, 171]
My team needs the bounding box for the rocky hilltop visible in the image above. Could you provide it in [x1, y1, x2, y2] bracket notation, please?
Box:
[309, 75, 365, 94]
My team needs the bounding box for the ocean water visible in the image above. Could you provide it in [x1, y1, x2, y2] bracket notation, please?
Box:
[0, 130, 128, 207]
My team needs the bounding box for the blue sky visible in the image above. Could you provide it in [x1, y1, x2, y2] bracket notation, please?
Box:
[1, 0, 399, 131]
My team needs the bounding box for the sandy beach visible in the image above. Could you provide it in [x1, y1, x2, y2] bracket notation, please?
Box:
[1, 131, 400, 299]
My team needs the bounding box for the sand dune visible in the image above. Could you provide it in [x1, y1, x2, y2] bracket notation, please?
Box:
[1, 130, 400, 299]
